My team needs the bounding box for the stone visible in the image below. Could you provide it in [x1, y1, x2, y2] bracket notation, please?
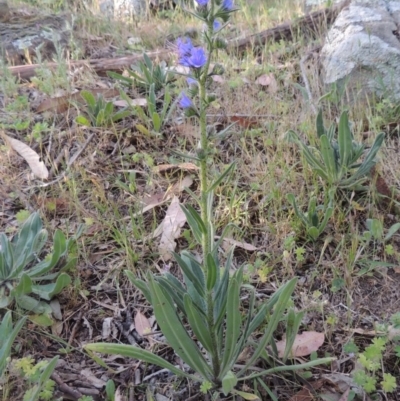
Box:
[98, 0, 148, 18]
[321, 0, 400, 102]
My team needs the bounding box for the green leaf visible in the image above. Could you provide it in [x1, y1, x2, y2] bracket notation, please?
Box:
[338, 111, 353, 170]
[148, 276, 212, 379]
[105, 379, 116, 401]
[282, 308, 304, 362]
[307, 226, 319, 241]
[112, 109, 132, 122]
[287, 194, 309, 228]
[348, 133, 384, 181]
[184, 294, 213, 353]
[221, 277, 241, 375]
[180, 204, 206, 244]
[152, 112, 161, 132]
[206, 253, 218, 290]
[125, 271, 152, 302]
[0, 313, 26, 376]
[31, 273, 71, 300]
[107, 71, 134, 85]
[209, 163, 235, 192]
[80, 91, 96, 109]
[29, 314, 54, 327]
[222, 370, 238, 396]
[382, 373, 397, 392]
[13, 273, 32, 297]
[85, 343, 197, 380]
[16, 295, 52, 315]
[157, 275, 186, 314]
[320, 134, 337, 183]
[384, 223, 400, 242]
[174, 252, 205, 297]
[316, 109, 326, 138]
[238, 278, 297, 376]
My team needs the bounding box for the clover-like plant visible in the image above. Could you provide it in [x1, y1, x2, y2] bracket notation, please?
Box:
[287, 188, 335, 241]
[86, 1, 333, 398]
[0, 212, 81, 324]
[76, 90, 131, 127]
[287, 111, 385, 191]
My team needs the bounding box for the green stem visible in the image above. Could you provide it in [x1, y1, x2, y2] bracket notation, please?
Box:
[198, 14, 221, 381]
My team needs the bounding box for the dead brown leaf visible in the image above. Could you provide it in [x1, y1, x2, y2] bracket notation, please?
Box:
[288, 379, 326, 401]
[158, 196, 187, 261]
[255, 73, 278, 93]
[217, 236, 258, 251]
[153, 162, 199, 174]
[134, 311, 152, 337]
[276, 331, 324, 358]
[113, 98, 147, 107]
[1, 133, 49, 179]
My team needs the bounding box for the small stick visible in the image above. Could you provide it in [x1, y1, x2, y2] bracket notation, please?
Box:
[51, 371, 83, 400]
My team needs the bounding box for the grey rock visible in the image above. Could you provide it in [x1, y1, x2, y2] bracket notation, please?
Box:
[98, 0, 147, 18]
[321, 0, 400, 102]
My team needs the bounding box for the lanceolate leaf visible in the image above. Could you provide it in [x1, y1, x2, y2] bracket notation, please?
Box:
[0, 313, 26, 376]
[85, 343, 197, 380]
[184, 294, 213, 352]
[125, 271, 152, 302]
[221, 277, 241, 376]
[148, 276, 212, 380]
[238, 278, 297, 376]
[338, 111, 352, 171]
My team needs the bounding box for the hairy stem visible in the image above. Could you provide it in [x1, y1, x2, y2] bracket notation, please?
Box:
[198, 16, 221, 380]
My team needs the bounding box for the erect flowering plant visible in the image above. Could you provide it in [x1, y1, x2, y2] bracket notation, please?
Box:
[86, 0, 334, 398]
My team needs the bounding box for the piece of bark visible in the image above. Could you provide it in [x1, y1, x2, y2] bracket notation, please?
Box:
[5, 50, 171, 80]
[227, 0, 351, 54]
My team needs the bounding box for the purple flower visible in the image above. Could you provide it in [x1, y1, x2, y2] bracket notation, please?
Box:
[196, 0, 208, 6]
[177, 37, 194, 66]
[222, 0, 233, 10]
[176, 37, 207, 69]
[179, 93, 192, 109]
[187, 47, 207, 69]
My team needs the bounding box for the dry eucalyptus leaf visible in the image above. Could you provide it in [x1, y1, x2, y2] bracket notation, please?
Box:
[216, 236, 258, 251]
[276, 331, 324, 358]
[153, 162, 199, 174]
[113, 98, 147, 107]
[102, 317, 114, 339]
[135, 311, 152, 338]
[2, 133, 49, 179]
[158, 196, 187, 261]
[166, 175, 193, 197]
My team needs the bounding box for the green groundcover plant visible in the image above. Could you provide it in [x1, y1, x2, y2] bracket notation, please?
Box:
[85, 1, 333, 398]
[287, 111, 384, 192]
[0, 212, 82, 325]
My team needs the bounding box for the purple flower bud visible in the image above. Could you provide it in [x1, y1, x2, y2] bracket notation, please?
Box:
[179, 93, 192, 109]
[213, 20, 221, 31]
[186, 77, 198, 86]
[196, 0, 208, 6]
[222, 0, 233, 10]
[187, 47, 207, 69]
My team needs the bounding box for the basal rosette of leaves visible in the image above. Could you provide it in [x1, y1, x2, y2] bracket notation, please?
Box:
[86, 0, 334, 398]
[287, 111, 385, 191]
[0, 212, 82, 325]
